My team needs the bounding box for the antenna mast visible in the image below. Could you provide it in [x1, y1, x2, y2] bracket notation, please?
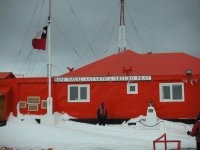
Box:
[118, 0, 126, 53]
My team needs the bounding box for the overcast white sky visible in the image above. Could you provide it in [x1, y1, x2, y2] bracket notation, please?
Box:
[0, 0, 200, 77]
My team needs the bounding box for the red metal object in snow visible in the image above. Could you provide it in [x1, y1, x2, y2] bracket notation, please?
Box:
[153, 133, 181, 150]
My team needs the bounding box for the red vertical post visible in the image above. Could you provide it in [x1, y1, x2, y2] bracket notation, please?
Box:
[153, 141, 156, 150]
[177, 141, 181, 150]
[164, 133, 167, 150]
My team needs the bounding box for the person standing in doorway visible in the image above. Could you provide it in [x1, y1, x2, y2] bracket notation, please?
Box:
[97, 102, 107, 126]
[187, 112, 200, 150]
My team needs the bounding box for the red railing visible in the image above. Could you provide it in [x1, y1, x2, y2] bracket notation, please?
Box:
[153, 133, 181, 150]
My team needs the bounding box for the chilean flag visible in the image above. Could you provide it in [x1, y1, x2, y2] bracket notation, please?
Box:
[32, 26, 47, 50]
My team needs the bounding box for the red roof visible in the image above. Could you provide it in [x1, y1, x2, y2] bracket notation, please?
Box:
[0, 72, 15, 79]
[61, 50, 200, 77]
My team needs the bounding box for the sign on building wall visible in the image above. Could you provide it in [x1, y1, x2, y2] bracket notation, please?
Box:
[54, 76, 151, 82]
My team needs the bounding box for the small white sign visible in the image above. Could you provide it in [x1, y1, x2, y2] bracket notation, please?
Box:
[54, 76, 151, 82]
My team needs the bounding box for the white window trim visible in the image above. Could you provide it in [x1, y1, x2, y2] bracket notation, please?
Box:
[127, 83, 138, 94]
[27, 96, 40, 104]
[159, 82, 185, 102]
[28, 104, 38, 111]
[68, 84, 90, 102]
[41, 100, 47, 109]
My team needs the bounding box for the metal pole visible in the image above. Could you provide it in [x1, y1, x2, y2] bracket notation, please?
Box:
[47, 0, 52, 115]
[120, 0, 125, 26]
[118, 0, 126, 53]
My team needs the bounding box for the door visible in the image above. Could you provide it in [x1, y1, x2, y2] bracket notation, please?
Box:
[0, 96, 6, 120]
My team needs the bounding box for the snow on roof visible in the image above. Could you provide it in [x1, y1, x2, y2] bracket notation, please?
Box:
[61, 50, 200, 77]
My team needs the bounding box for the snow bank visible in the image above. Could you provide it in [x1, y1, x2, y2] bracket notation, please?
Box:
[0, 113, 196, 150]
[7, 113, 38, 125]
[54, 112, 75, 124]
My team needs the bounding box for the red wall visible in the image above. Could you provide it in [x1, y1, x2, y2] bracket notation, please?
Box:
[18, 83, 48, 115]
[2, 76, 200, 120]
[54, 79, 200, 119]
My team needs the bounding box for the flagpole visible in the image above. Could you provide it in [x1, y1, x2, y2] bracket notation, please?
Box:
[47, 0, 52, 115]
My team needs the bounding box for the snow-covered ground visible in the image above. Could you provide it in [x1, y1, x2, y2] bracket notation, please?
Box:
[0, 113, 196, 150]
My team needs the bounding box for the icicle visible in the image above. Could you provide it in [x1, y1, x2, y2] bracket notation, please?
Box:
[195, 79, 198, 83]
[17, 102, 21, 118]
[190, 80, 193, 86]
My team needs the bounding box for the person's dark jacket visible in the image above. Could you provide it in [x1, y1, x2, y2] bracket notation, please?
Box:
[97, 106, 107, 119]
[188, 121, 200, 143]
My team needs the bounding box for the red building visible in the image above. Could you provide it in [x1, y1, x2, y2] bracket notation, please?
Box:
[0, 50, 200, 122]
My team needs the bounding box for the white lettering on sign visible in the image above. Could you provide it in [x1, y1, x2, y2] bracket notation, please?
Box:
[54, 76, 151, 82]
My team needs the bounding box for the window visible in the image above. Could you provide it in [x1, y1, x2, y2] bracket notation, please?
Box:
[127, 83, 138, 94]
[41, 100, 47, 109]
[27, 96, 40, 104]
[68, 84, 90, 102]
[19, 101, 26, 108]
[27, 96, 40, 111]
[159, 83, 184, 102]
[28, 105, 38, 111]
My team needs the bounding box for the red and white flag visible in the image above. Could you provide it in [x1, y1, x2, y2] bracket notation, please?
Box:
[32, 26, 47, 50]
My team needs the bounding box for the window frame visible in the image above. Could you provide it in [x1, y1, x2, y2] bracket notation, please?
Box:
[41, 100, 47, 109]
[19, 101, 26, 108]
[127, 83, 138, 94]
[28, 104, 38, 111]
[27, 96, 40, 104]
[68, 84, 90, 102]
[159, 82, 185, 102]
[27, 96, 40, 111]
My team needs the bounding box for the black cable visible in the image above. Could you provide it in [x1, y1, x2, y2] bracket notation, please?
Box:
[104, 24, 116, 54]
[126, 38, 135, 50]
[90, 2, 119, 49]
[137, 120, 164, 127]
[19, 48, 33, 73]
[37, 65, 47, 77]
[36, 0, 45, 32]
[26, 49, 34, 76]
[30, 51, 41, 77]
[31, 0, 46, 77]
[51, 17, 82, 60]
[73, 1, 119, 67]
[52, 64, 65, 75]
[66, 0, 97, 59]
[13, 0, 40, 71]
[125, 2, 146, 52]
[103, 7, 119, 54]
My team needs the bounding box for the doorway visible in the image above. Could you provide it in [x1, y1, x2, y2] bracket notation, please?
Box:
[0, 95, 6, 121]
